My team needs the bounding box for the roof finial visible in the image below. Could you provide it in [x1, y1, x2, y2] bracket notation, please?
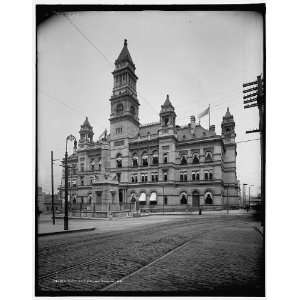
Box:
[166, 94, 169, 100]
[124, 39, 127, 46]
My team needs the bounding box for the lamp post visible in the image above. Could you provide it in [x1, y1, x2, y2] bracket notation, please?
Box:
[248, 185, 254, 209]
[243, 183, 248, 209]
[64, 134, 77, 231]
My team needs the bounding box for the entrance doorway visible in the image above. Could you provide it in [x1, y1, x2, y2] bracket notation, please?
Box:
[192, 191, 200, 207]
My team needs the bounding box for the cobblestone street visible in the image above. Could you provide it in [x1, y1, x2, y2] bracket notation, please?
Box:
[37, 213, 264, 296]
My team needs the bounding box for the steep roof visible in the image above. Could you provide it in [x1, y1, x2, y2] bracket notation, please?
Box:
[81, 116, 92, 129]
[224, 107, 233, 119]
[115, 39, 134, 65]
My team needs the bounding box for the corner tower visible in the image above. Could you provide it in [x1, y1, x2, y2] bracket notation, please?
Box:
[109, 39, 140, 140]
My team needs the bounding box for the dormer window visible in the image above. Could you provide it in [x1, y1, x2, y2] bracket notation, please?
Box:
[192, 153, 200, 164]
[180, 155, 187, 165]
[205, 151, 213, 162]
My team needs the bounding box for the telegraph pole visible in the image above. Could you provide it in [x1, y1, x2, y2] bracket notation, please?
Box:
[64, 152, 69, 230]
[51, 151, 55, 225]
[243, 75, 265, 223]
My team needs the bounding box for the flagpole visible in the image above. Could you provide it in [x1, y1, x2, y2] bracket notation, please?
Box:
[209, 104, 211, 128]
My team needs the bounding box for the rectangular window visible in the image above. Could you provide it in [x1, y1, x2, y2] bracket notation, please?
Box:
[117, 173, 121, 182]
[152, 174, 155, 182]
[164, 172, 168, 181]
[180, 173, 183, 182]
[164, 196, 168, 205]
[116, 127, 123, 135]
[163, 153, 168, 164]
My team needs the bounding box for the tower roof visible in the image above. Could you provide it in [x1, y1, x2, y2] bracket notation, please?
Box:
[115, 39, 134, 66]
[81, 116, 92, 129]
[224, 107, 232, 118]
[162, 94, 174, 108]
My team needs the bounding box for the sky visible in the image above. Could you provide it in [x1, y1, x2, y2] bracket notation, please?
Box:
[37, 10, 263, 196]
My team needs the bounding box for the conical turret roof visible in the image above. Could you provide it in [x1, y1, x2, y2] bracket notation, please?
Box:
[81, 116, 92, 129]
[115, 39, 134, 66]
[162, 94, 174, 108]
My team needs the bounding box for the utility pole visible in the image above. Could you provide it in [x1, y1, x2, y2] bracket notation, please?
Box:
[243, 75, 265, 223]
[226, 185, 229, 214]
[51, 151, 55, 225]
[64, 152, 68, 230]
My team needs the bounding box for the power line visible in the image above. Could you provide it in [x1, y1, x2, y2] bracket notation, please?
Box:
[39, 90, 85, 117]
[60, 12, 113, 68]
[236, 138, 260, 144]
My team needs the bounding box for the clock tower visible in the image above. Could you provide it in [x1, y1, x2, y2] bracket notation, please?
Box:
[109, 39, 140, 141]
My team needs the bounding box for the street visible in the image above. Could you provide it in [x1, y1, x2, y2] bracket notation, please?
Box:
[37, 213, 264, 296]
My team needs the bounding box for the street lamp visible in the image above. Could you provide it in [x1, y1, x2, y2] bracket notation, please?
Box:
[64, 134, 77, 231]
[243, 183, 248, 209]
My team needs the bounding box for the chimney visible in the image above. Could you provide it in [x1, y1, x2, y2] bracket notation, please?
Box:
[190, 115, 196, 125]
[209, 125, 215, 132]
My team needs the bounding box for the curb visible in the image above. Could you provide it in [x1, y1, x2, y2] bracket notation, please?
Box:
[38, 227, 96, 237]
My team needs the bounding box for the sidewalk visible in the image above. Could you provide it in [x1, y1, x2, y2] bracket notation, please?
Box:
[38, 219, 95, 236]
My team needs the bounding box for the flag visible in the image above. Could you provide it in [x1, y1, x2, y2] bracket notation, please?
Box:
[197, 106, 210, 119]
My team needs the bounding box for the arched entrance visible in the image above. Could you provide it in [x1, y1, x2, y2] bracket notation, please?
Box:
[192, 191, 200, 207]
[180, 192, 188, 205]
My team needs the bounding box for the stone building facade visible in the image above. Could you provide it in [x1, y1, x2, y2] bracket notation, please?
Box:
[60, 40, 239, 210]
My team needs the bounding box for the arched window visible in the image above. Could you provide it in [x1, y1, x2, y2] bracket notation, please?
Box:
[152, 151, 158, 165]
[139, 192, 146, 205]
[180, 193, 188, 205]
[116, 154, 122, 168]
[192, 153, 200, 164]
[205, 192, 213, 205]
[181, 155, 187, 165]
[142, 153, 148, 166]
[116, 103, 124, 114]
[132, 153, 138, 167]
[149, 192, 157, 205]
[205, 151, 213, 162]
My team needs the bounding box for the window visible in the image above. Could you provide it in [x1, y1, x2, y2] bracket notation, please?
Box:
[116, 127, 122, 135]
[116, 103, 124, 113]
[141, 174, 145, 182]
[98, 159, 102, 170]
[152, 151, 158, 165]
[131, 175, 135, 183]
[130, 106, 135, 115]
[180, 172, 188, 182]
[145, 174, 148, 182]
[116, 173, 121, 182]
[132, 154, 138, 167]
[196, 172, 200, 181]
[192, 153, 200, 164]
[91, 164, 94, 171]
[192, 171, 200, 181]
[164, 196, 168, 205]
[152, 173, 158, 182]
[205, 151, 213, 162]
[149, 192, 157, 205]
[164, 171, 168, 181]
[80, 176, 84, 186]
[181, 155, 187, 165]
[90, 176, 94, 185]
[163, 153, 168, 164]
[142, 153, 148, 166]
[180, 193, 188, 205]
[192, 172, 196, 181]
[204, 172, 209, 181]
[116, 154, 122, 168]
[204, 171, 213, 180]
[80, 163, 84, 172]
[134, 175, 138, 183]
